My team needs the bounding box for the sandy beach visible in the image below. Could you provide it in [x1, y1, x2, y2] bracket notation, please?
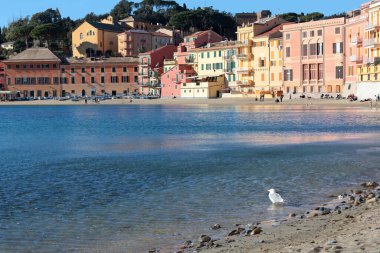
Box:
[176, 182, 380, 253]
[0, 97, 378, 108]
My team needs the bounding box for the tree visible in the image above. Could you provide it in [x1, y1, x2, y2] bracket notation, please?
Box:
[30, 23, 60, 44]
[30, 8, 62, 26]
[5, 18, 33, 48]
[110, 0, 134, 21]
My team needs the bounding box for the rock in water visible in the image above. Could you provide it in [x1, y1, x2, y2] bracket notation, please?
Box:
[211, 224, 221, 230]
[250, 227, 263, 235]
[199, 235, 211, 243]
[361, 182, 379, 188]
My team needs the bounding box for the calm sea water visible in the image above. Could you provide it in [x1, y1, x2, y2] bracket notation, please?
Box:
[1, 104, 380, 252]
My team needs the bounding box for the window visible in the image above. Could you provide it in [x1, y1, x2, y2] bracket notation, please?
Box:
[318, 30, 322, 36]
[284, 69, 293, 81]
[302, 44, 308, 56]
[348, 66, 354, 76]
[317, 43, 324, 55]
[271, 73, 275, 81]
[336, 66, 344, 79]
[286, 47, 291, 57]
[201, 52, 204, 59]
[318, 64, 324, 80]
[101, 76, 105, 83]
[259, 58, 265, 67]
[112, 67, 116, 72]
[82, 77, 86, 83]
[310, 31, 315, 37]
[303, 31, 307, 38]
[123, 67, 127, 72]
[61, 68, 65, 73]
[333, 42, 343, 54]
[71, 68, 75, 73]
[207, 52, 210, 58]
[101, 67, 105, 73]
[91, 77, 95, 83]
[122, 76, 129, 83]
[91, 67, 95, 73]
[30, 65, 33, 69]
[303, 64, 309, 81]
[16, 65, 20, 69]
[310, 64, 317, 79]
[335, 27, 341, 34]
[286, 33, 290, 40]
[81, 67, 85, 73]
[309, 44, 317, 55]
[111, 76, 118, 83]
[80, 33, 83, 40]
[71, 77, 75, 84]
[261, 73, 265, 81]
[279, 73, 282, 81]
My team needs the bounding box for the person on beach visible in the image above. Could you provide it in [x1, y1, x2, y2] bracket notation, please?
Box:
[280, 95, 284, 102]
[85, 98, 87, 104]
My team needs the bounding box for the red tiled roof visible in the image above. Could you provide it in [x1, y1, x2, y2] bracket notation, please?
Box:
[254, 23, 294, 38]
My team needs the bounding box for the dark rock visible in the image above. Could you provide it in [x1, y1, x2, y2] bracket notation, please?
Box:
[237, 227, 245, 234]
[199, 235, 211, 243]
[179, 240, 192, 249]
[361, 182, 379, 188]
[310, 246, 323, 252]
[345, 215, 354, 219]
[354, 190, 363, 195]
[211, 223, 221, 230]
[322, 209, 331, 215]
[228, 230, 240, 236]
[225, 238, 235, 243]
[289, 213, 297, 218]
[148, 248, 159, 253]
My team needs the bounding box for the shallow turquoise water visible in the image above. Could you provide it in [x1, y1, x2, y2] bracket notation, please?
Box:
[1, 104, 380, 252]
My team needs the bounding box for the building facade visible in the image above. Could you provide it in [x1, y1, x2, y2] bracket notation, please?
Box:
[344, 2, 369, 96]
[72, 20, 124, 58]
[138, 44, 177, 95]
[161, 63, 195, 98]
[282, 18, 346, 96]
[3, 47, 139, 98]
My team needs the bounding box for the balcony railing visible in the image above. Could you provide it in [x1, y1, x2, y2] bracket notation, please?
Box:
[364, 38, 380, 47]
[236, 54, 249, 59]
[224, 68, 236, 73]
[365, 23, 380, 30]
[236, 67, 252, 73]
[351, 37, 362, 45]
[363, 57, 380, 65]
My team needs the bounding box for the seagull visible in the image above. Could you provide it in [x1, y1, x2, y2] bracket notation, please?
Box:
[268, 189, 284, 204]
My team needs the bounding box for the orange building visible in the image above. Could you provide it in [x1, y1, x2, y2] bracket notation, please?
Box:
[4, 47, 139, 98]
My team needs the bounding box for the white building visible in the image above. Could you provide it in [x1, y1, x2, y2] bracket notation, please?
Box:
[181, 75, 225, 98]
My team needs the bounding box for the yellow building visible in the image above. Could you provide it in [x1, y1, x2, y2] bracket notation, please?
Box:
[190, 41, 241, 91]
[72, 17, 124, 58]
[252, 24, 286, 97]
[359, 1, 380, 82]
[236, 17, 286, 95]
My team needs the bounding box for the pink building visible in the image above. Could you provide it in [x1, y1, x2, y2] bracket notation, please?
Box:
[118, 30, 152, 57]
[282, 18, 346, 96]
[161, 64, 195, 98]
[138, 44, 177, 95]
[0, 62, 5, 91]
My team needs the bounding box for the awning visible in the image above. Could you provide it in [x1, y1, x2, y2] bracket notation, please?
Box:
[0, 91, 18, 94]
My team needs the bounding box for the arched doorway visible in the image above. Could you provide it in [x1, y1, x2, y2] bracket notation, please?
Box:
[82, 89, 86, 97]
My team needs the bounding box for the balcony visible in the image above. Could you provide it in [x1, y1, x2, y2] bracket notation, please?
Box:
[164, 59, 176, 65]
[350, 37, 362, 45]
[363, 57, 380, 65]
[236, 53, 252, 59]
[224, 68, 236, 74]
[365, 23, 380, 31]
[236, 67, 252, 74]
[171, 78, 182, 84]
[349, 55, 363, 63]
[363, 38, 380, 47]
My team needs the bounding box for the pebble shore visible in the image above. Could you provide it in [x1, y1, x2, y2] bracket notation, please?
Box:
[151, 181, 380, 253]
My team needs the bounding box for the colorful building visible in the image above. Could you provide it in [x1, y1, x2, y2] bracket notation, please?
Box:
[181, 75, 225, 98]
[355, 0, 380, 99]
[138, 44, 177, 95]
[118, 30, 152, 57]
[72, 19, 124, 58]
[344, 2, 369, 97]
[282, 18, 346, 96]
[251, 23, 288, 97]
[236, 17, 286, 95]
[191, 41, 240, 92]
[61, 57, 139, 97]
[160, 62, 195, 98]
[3, 47, 139, 98]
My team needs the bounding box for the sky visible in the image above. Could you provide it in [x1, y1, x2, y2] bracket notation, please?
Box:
[0, 0, 367, 27]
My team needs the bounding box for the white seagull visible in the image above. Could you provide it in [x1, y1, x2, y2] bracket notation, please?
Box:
[268, 189, 284, 204]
